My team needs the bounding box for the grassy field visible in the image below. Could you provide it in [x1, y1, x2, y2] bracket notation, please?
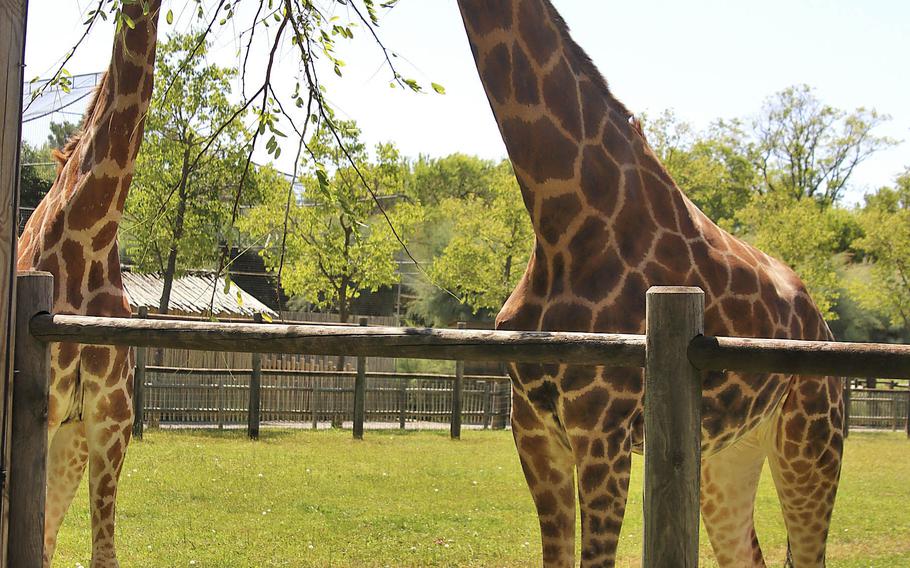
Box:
[53, 429, 909, 567]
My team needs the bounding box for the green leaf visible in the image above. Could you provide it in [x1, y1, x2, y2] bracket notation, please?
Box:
[431, 82, 446, 95]
[166, 9, 173, 24]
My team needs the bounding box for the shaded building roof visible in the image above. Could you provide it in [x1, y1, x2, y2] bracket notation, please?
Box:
[122, 272, 277, 317]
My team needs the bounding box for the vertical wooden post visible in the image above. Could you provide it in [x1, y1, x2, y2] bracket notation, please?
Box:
[311, 377, 320, 430]
[905, 389, 909, 439]
[217, 372, 224, 430]
[894, 391, 901, 432]
[843, 377, 851, 439]
[248, 313, 263, 439]
[398, 379, 407, 430]
[9, 272, 52, 567]
[643, 286, 704, 568]
[482, 381, 492, 429]
[132, 307, 148, 440]
[352, 317, 367, 439]
[450, 322, 465, 440]
[1, 1, 29, 562]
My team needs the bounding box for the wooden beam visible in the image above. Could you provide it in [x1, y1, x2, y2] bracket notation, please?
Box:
[352, 317, 367, 440]
[132, 307, 148, 440]
[450, 322, 465, 440]
[9, 272, 52, 567]
[689, 335, 910, 379]
[247, 313, 263, 440]
[643, 286, 704, 568]
[0, 0, 28, 563]
[30, 315, 647, 366]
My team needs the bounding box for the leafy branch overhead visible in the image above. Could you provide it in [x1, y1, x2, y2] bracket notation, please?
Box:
[35, 0, 446, 313]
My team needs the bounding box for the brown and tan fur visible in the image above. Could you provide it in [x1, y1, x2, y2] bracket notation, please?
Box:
[17, 2, 160, 566]
[456, 1, 843, 567]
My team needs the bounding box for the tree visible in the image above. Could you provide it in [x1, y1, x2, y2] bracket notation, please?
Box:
[409, 153, 501, 205]
[19, 142, 53, 209]
[645, 111, 757, 227]
[241, 120, 407, 325]
[124, 34, 266, 314]
[46, 120, 78, 149]
[736, 192, 854, 320]
[755, 85, 894, 204]
[19, 121, 79, 210]
[849, 170, 910, 336]
[429, 161, 532, 313]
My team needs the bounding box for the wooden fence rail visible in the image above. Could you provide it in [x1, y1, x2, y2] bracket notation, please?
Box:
[13, 279, 910, 568]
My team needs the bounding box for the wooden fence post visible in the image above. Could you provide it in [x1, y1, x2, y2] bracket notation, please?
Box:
[312, 377, 320, 430]
[482, 381, 492, 429]
[9, 272, 52, 566]
[450, 322, 465, 440]
[643, 286, 704, 568]
[905, 389, 909, 439]
[398, 379, 407, 430]
[132, 307, 148, 440]
[248, 313, 263, 439]
[217, 371, 224, 430]
[353, 317, 367, 439]
[843, 377, 851, 439]
[1, 2, 29, 562]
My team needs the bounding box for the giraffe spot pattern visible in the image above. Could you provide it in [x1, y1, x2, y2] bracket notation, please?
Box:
[67, 175, 118, 231]
[538, 192, 581, 244]
[580, 144, 621, 217]
[541, 301, 591, 332]
[568, 217, 622, 302]
[543, 57, 582, 140]
[459, 0, 512, 36]
[511, 46, 540, 105]
[518, 0, 559, 66]
[501, 117, 576, 183]
[483, 43, 513, 104]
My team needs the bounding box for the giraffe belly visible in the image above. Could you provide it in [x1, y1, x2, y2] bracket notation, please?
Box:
[48, 342, 85, 426]
[512, 364, 792, 457]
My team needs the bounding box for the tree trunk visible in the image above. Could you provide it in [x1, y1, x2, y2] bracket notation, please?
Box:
[158, 146, 192, 316]
[336, 277, 350, 370]
[155, 147, 191, 365]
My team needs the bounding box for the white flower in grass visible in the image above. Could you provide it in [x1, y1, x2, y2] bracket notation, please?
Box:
[189, 561, 197, 566]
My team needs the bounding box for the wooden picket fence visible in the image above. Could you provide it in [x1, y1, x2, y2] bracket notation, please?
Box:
[140, 366, 511, 430]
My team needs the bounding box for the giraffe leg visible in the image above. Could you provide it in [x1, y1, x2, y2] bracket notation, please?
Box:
[44, 421, 89, 567]
[82, 346, 134, 568]
[571, 431, 632, 568]
[511, 388, 576, 567]
[766, 378, 843, 568]
[701, 430, 767, 568]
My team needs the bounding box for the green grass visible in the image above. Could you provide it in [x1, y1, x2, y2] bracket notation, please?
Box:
[53, 430, 909, 567]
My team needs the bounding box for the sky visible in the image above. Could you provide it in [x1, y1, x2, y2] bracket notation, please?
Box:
[21, 0, 910, 205]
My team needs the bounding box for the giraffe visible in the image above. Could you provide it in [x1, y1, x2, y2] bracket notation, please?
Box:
[16, 2, 161, 565]
[456, 1, 843, 566]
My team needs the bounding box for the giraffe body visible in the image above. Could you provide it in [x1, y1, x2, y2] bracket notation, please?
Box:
[17, 3, 161, 566]
[456, 1, 843, 566]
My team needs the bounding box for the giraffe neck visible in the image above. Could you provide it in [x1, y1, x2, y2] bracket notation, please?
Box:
[457, 0, 654, 252]
[51, 0, 161, 261]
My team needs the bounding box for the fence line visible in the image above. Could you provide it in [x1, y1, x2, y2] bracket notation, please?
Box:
[13, 277, 910, 567]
